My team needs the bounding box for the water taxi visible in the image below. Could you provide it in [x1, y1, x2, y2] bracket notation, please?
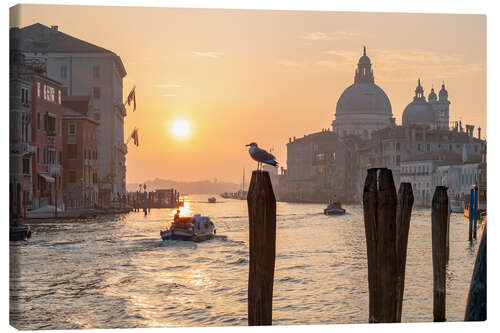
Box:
[161, 213, 216, 242]
[464, 185, 486, 219]
[208, 197, 216, 203]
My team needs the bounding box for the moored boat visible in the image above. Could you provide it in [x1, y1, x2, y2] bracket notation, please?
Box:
[10, 219, 32, 241]
[161, 213, 215, 242]
[208, 197, 216, 203]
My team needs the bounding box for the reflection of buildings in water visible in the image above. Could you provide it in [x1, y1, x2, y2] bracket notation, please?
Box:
[276, 47, 486, 206]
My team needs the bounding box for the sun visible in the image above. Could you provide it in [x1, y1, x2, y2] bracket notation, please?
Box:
[172, 119, 190, 137]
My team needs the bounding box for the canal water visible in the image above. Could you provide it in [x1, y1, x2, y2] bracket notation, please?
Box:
[10, 194, 480, 329]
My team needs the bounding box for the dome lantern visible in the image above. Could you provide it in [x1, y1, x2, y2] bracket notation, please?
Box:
[428, 85, 437, 102]
[439, 81, 448, 101]
[354, 46, 374, 84]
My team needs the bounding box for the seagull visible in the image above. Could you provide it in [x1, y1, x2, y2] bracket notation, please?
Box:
[246, 142, 278, 170]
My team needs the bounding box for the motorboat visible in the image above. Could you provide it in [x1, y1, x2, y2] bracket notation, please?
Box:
[208, 197, 216, 203]
[10, 219, 32, 241]
[161, 214, 215, 242]
[324, 202, 346, 215]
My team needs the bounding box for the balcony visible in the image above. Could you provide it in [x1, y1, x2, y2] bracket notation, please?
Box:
[48, 164, 60, 176]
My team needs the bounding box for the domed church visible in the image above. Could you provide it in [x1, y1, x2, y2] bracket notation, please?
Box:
[402, 79, 450, 130]
[333, 47, 394, 139]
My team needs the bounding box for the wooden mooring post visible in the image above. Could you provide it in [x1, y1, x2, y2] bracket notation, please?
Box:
[431, 186, 448, 322]
[247, 170, 276, 326]
[464, 226, 486, 321]
[363, 168, 413, 323]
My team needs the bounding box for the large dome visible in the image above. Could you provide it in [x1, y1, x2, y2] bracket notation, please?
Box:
[402, 101, 435, 126]
[336, 83, 392, 116]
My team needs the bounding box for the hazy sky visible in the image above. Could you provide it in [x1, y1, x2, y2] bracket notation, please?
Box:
[11, 5, 486, 184]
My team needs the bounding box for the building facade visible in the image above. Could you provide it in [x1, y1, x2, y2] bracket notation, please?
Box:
[10, 51, 34, 216]
[62, 96, 99, 208]
[11, 23, 127, 204]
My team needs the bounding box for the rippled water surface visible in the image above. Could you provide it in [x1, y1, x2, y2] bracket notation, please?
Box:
[10, 195, 481, 329]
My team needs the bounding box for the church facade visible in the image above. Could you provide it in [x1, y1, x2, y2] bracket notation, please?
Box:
[275, 47, 486, 205]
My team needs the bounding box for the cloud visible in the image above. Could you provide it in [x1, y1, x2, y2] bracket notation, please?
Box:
[317, 48, 485, 82]
[192, 51, 223, 58]
[155, 84, 182, 88]
[302, 31, 362, 41]
[276, 60, 306, 68]
[161, 94, 177, 97]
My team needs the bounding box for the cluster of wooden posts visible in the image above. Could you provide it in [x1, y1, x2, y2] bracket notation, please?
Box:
[246, 168, 486, 326]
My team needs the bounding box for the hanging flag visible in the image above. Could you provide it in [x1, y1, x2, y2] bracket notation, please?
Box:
[126, 86, 136, 111]
[131, 128, 139, 146]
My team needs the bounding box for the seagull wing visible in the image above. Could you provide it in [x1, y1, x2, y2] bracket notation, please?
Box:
[252, 148, 278, 166]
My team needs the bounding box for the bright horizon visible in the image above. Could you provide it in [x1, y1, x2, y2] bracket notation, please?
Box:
[10, 5, 486, 184]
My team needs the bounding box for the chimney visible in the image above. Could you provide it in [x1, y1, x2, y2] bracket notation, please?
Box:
[478, 127, 482, 140]
[51, 25, 58, 31]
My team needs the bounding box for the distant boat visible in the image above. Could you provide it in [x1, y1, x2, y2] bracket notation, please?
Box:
[208, 197, 216, 203]
[324, 202, 346, 215]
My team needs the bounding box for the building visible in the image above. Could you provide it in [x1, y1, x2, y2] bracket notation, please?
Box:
[12, 51, 65, 210]
[333, 47, 394, 139]
[402, 79, 450, 130]
[10, 51, 35, 216]
[11, 23, 128, 204]
[278, 46, 486, 206]
[62, 96, 99, 208]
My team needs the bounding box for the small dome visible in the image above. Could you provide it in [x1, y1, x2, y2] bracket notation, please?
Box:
[358, 46, 371, 65]
[336, 83, 392, 116]
[402, 101, 435, 127]
[428, 87, 437, 102]
[439, 82, 448, 100]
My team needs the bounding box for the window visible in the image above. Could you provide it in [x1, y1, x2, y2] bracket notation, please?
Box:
[449, 144, 452, 150]
[418, 144, 421, 151]
[69, 170, 76, 183]
[427, 144, 430, 152]
[37, 82, 40, 98]
[60, 66, 67, 79]
[45, 114, 56, 135]
[93, 66, 100, 79]
[69, 123, 76, 135]
[475, 145, 478, 153]
[396, 142, 400, 151]
[58, 90, 61, 104]
[59, 151, 62, 164]
[37, 113, 40, 130]
[37, 147, 40, 163]
[23, 158, 30, 174]
[62, 87, 68, 96]
[44, 85, 55, 102]
[67, 144, 77, 159]
[21, 87, 29, 105]
[93, 87, 101, 99]
[396, 155, 400, 166]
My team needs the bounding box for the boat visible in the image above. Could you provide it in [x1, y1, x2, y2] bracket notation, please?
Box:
[161, 213, 216, 242]
[208, 197, 216, 203]
[324, 202, 346, 215]
[10, 219, 32, 241]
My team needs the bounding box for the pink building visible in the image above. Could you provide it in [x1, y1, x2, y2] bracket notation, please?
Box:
[19, 62, 64, 209]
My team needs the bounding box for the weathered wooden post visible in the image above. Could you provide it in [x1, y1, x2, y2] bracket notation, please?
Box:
[395, 182, 414, 322]
[473, 185, 478, 240]
[363, 168, 412, 323]
[464, 226, 486, 321]
[468, 188, 473, 241]
[432, 186, 448, 322]
[247, 170, 276, 326]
